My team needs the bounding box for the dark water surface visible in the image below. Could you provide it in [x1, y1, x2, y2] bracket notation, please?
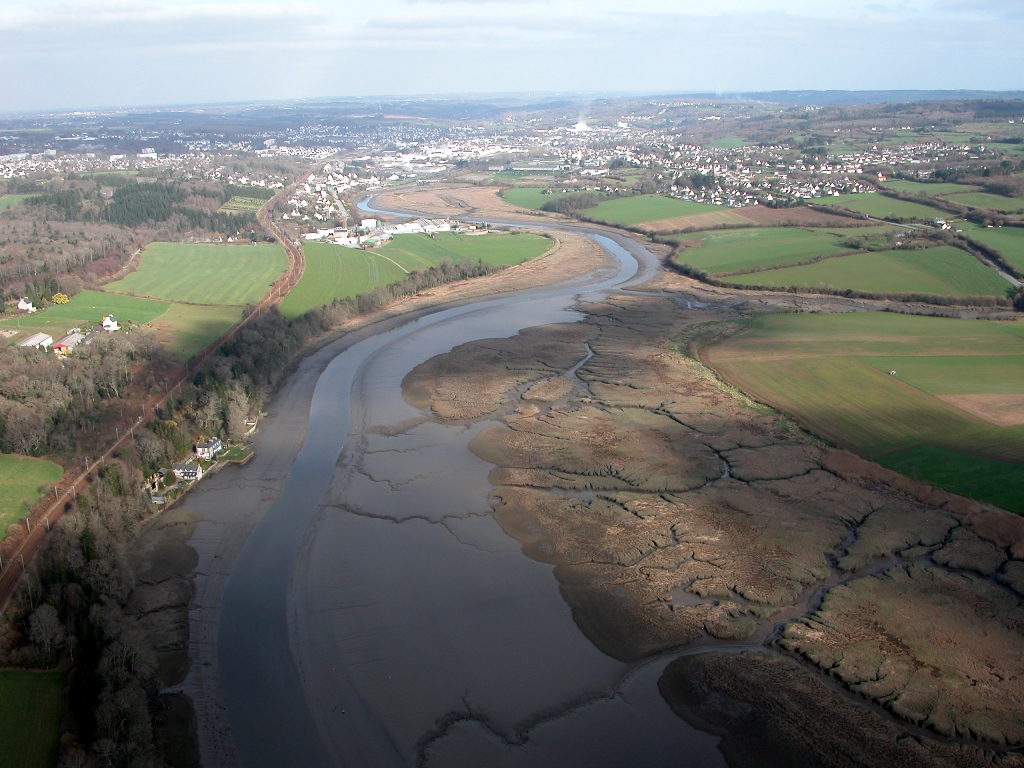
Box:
[217, 231, 726, 767]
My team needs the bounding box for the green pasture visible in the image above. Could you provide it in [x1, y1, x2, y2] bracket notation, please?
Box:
[725, 246, 1008, 297]
[281, 233, 549, 318]
[0, 290, 239, 362]
[380, 232, 550, 270]
[943, 192, 1024, 213]
[0, 291, 169, 333]
[500, 188, 600, 211]
[585, 196, 721, 226]
[858, 355, 1024, 394]
[817, 193, 948, 221]
[0, 194, 28, 211]
[968, 226, 1024, 273]
[0, 669, 65, 768]
[0, 455, 63, 531]
[703, 311, 1024, 507]
[105, 242, 288, 306]
[877, 446, 1024, 513]
[671, 227, 854, 275]
[152, 303, 241, 361]
[219, 196, 268, 213]
[280, 242, 409, 318]
[708, 137, 749, 149]
[882, 180, 978, 195]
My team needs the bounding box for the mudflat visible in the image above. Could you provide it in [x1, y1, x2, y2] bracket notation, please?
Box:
[403, 281, 1024, 761]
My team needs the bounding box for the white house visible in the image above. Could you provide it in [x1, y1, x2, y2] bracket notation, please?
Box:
[196, 437, 224, 461]
[17, 298, 36, 313]
[17, 332, 53, 349]
[102, 315, 119, 332]
[172, 462, 203, 482]
[360, 218, 378, 229]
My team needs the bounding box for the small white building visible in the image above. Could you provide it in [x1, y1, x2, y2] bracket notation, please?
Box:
[17, 298, 36, 313]
[102, 315, 119, 332]
[360, 218, 378, 229]
[196, 437, 224, 461]
[17, 332, 53, 350]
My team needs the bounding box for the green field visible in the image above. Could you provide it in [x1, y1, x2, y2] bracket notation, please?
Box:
[0, 290, 238, 361]
[152, 303, 242, 360]
[0, 290, 169, 333]
[0, 669, 65, 768]
[0, 455, 63, 531]
[671, 227, 855, 275]
[584, 196, 722, 226]
[703, 312, 1024, 509]
[877, 446, 1024, 513]
[281, 233, 550, 318]
[380, 232, 550, 269]
[0, 194, 28, 211]
[967, 226, 1024, 273]
[882, 180, 978, 195]
[219, 196, 268, 213]
[725, 246, 1008, 297]
[817, 193, 948, 221]
[105, 242, 288, 306]
[501, 188, 570, 210]
[942, 192, 1024, 213]
[708, 137, 749, 149]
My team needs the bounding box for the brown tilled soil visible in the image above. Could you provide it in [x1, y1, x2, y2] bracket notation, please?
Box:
[401, 287, 1024, 753]
[938, 394, 1024, 426]
[376, 185, 543, 223]
[639, 211, 752, 232]
[659, 652, 1024, 768]
[734, 206, 873, 227]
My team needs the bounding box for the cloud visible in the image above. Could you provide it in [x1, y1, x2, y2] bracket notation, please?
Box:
[0, 0, 1020, 111]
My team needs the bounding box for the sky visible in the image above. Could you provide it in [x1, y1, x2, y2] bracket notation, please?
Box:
[0, 0, 1021, 112]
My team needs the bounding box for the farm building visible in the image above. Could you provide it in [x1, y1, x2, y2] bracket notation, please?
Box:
[16, 297, 36, 313]
[53, 332, 86, 355]
[196, 437, 224, 461]
[102, 315, 119, 332]
[172, 462, 203, 482]
[17, 332, 53, 349]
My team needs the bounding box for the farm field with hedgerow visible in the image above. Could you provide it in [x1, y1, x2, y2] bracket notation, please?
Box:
[104, 242, 288, 306]
[0, 454, 63, 532]
[583, 195, 721, 226]
[967, 226, 1024, 273]
[669, 227, 857, 275]
[0, 290, 242, 361]
[702, 312, 1024, 511]
[816, 192, 949, 220]
[280, 232, 551, 318]
[723, 245, 1009, 297]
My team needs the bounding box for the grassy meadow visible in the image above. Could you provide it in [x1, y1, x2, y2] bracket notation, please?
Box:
[968, 226, 1024, 273]
[105, 242, 288, 306]
[703, 312, 1024, 509]
[585, 196, 721, 226]
[281, 233, 550, 318]
[0, 194, 28, 211]
[943, 192, 1024, 213]
[501, 188, 568, 210]
[0, 290, 239, 361]
[0, 455, 63, 531]
[670, 227, 855, 275]
[0, 669, 65, 768]
[817, 193, 947, 220]
[219, 196, 268, 213]
[724, 246, 1009, 297]
[882, 180, 978, 195]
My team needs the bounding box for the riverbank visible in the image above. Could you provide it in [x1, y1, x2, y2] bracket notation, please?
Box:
[154, 227, 614, 767]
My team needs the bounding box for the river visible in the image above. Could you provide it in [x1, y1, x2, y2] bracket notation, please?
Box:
[200, 198, 728, 767]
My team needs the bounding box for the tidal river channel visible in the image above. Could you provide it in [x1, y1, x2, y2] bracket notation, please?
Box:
[193, 206, 729, 767]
